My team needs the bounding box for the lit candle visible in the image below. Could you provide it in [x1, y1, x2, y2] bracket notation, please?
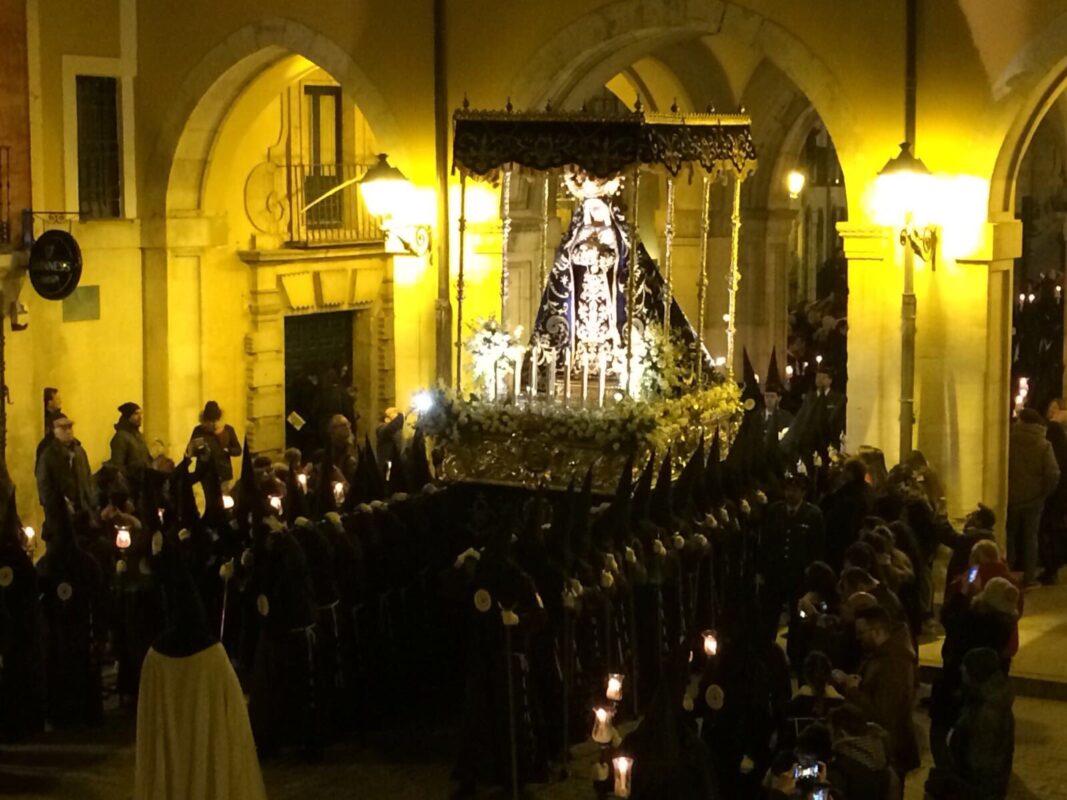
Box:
[591, 706, 614, 744]
[702, 629, 718, 657]
[564, 349, 572, 404]
[297, 473, 308, 493]
[332, 481, 346, 506]
[597, 353, 607, 408]
[613, 756, 633, 798]
[269, 495, 283, 514]
[606, 673, 624, 702]
[222, 495, 235, 510]
[493, 359, 500, 401]
[548, 349, 557, 400]
[115, 526, 132, 550]
[581, 354, 590, 407]
[531, 343, 539, 397]
[513, 352, 523, 400]
[22, 526, 34, 542]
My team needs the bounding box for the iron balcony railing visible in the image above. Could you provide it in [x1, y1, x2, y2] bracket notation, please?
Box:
[285, 161, 382, 247]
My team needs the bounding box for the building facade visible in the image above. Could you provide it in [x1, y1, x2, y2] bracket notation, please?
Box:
[7, 0, 1067, 529]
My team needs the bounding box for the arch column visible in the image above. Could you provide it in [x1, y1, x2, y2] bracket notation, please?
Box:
[841, 219, 1020, 527]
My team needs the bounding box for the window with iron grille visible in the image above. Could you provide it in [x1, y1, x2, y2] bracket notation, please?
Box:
[76, 75, 122, 219]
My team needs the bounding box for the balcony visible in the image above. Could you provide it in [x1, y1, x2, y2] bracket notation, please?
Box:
[285, 162, 382, 248]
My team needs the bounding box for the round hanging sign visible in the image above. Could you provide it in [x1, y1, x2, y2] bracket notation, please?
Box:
[28, 230, 82, 300]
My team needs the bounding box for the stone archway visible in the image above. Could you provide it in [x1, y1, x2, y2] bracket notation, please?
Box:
[140, 19, 403, 456]
[143, 17, 404, 221]
[508, 0, 861, 186]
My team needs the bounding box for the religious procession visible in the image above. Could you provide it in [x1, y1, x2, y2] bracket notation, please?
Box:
[0, 99, 1026, 800]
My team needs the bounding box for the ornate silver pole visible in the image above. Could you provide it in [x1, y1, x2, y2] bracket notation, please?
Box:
[456, 175, 468, 392]
[540, 173, 551, 291]
[501, 167, 512, 326]
[726, 175, 743, 381]
[625, 168, 641, 396]
[663, 176, 676, 328]
[695, 174, 711, 383]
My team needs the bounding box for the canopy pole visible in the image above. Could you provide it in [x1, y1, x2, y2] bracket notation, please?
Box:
[663, 176, 676, 328]
[539, 173, 551, 292]
[500, 166, 512, 326]
[726, 175, 743, 381]
[625, 168, 641, 397]
[456, 175, 468, 392]
[695, 174, 711, 384]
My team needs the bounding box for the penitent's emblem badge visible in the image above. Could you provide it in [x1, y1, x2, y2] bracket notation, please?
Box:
[257, 594, 270, 617]
[705, 684, 725, 711]
[57, 582, 73, 601]
[0, 567, 13, 588]
[473, 589, 492, 613]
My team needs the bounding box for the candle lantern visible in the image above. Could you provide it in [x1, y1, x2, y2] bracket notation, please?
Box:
[612, 755, 633, 798]
[702, 629, 719, 657]
[115, 526, 132, 550]
[606, 673, 625, 702]
[297, 473, 308, 493]
[332, 481, 346, 506]
[591, 705, 614, 744]
[22, 526, 34, 543]
[269, 495, 283, 514]
[222, 494, 235, 510]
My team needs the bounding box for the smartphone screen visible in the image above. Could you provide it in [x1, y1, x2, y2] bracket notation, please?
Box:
[968, 565, 979, 583]
[811, 789, 828, 800]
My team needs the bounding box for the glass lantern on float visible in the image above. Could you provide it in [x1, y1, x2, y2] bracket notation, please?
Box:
[702, 629, 719, 657]
[613, 755, 633, 798]
[591, 705, 614, 744]
[115, 525, 132, 550]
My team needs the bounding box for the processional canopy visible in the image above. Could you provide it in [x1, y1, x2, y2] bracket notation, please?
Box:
[452, 107, 757, 180]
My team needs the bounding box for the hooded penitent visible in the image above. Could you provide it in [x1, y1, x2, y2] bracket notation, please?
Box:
[135, 539, 267, 800]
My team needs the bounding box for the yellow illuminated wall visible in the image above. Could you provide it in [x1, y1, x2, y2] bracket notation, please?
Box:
[18, 0, 1067, 532]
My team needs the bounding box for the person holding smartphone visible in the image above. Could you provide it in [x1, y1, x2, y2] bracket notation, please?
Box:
[186, 401, 242, 485]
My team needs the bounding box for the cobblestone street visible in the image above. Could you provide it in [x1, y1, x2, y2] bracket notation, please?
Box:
[2, 692, 1065, 800]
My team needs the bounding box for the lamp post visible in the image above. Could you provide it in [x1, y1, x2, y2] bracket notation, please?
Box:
[357, 153, 431, 256]
[877, 141, 936, 460]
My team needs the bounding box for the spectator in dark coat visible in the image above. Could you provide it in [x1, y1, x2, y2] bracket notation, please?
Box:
[1040, 397, 1067, 583]
[35, 387, 63, 466]
[187, 401, 242, 484]
[1007, 408, 1060, 586]
[939, 504, 998, 588]
[832, 605, 920, 780]
[108, 402, 152, 501]
[947, 648, 1014, 800]
[821, 458, 872, 570]
[35, 415, 96, 541]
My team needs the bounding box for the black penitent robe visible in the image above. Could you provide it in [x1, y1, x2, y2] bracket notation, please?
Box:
[0, 543, 45, 741]
[36, 539, 106, 726]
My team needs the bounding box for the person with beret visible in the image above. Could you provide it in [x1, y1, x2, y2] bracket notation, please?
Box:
[109, 402, 152, 501]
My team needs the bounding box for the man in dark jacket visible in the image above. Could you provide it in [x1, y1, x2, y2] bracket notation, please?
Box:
[759, 474, 824, 656]
[822, 458, 872, 570]
[1007, 408, 1060, 586]
[947, 647, 1014, 800]
[108, 402, 151, 501]
[35, 387, 63, 466]
[36, 415, 96, 540]
[1040, 399, 1067, 583]
[834, 605, 920, 782]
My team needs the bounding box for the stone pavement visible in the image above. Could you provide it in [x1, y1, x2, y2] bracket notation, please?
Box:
[2, 693, 1066, 800]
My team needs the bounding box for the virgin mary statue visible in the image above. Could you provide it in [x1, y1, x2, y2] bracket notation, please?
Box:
[531, 169, 632, 373]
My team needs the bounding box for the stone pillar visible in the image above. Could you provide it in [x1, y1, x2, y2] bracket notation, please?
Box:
[839, 223, 898, 461]
[246, 261, 285, 454]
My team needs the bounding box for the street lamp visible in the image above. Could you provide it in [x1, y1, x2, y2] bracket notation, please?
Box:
[358, 153, 431, 256]
[875, 141, 938, 460]
[786, 169, 806, 200]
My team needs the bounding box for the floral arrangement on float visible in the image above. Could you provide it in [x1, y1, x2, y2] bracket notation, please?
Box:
[415, 319, 742, 491]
